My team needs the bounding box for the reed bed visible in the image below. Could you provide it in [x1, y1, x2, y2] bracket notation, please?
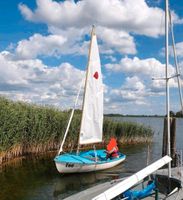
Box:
[103, 119, 153, 144]
[0, 97, 153, 164]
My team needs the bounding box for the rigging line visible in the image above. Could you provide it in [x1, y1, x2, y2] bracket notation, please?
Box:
[58, 75, 85, 155]
[169, 9, 183, 113]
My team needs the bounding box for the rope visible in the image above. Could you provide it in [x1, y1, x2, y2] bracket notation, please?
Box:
[169, 9, 183, 113]
[58, 75, 85, 155]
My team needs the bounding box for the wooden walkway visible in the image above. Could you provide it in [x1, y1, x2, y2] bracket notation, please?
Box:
[64, 167, 183, 200]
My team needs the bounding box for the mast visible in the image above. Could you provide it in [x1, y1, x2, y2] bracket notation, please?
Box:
[77, 25, 95, 153]
[165, 0, 171, 177]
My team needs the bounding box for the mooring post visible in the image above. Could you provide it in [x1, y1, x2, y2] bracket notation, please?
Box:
[162, 117, 177, 166]
[162, 118, 168, 157]
[155, 188, 159, 200]
[170, 117, 176, 167]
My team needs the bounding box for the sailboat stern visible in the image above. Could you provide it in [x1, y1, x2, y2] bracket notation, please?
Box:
[54, 153, 96, 173]
[54, 158, 83, 173]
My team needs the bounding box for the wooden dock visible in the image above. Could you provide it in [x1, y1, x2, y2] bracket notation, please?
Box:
[64, 167, 183, 200]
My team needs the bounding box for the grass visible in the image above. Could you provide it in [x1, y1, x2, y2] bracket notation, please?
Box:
[0, 96, 153, 164]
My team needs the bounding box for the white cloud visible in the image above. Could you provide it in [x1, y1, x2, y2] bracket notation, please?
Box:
[171, 10, 183, 24]
[103, 76, 153, 114]
[170, 42, 183, 58]
[104, 55, 117, 62]
[180, 61, 183, 75]
[16, 33, 67, 59]
[1, 0, 182, 115]
[97, 27, 136, 55]
[105, 76, 148, 106]
[19, 0, 182, 38]
[0, 51, 84, 109]
[103, 74, 182, 114]
[47, 27, 91, 56]
[105, 56, 181, 100]
[0, 52, 28, 85]
[117, 76, 148, 103]
[17, 0, 183, 59]
[105, 56, 175, 78]
[160, 41, 183, 60]
[123, 76, 145, 91]
[1, 49, 181, 115]
[14, 26, 136, 59]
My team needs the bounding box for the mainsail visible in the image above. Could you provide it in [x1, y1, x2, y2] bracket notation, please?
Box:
[79, 28, 103, 145]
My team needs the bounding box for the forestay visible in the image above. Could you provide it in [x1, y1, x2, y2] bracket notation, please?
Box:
[79, 29, 103, 145]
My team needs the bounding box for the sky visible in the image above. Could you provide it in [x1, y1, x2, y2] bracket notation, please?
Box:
[0, 0, 183, 115]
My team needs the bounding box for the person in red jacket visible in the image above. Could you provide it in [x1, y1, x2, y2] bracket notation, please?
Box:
[106, 137, 119, 159]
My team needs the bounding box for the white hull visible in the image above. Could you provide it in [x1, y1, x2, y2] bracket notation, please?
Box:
[55, 157, 125, 174]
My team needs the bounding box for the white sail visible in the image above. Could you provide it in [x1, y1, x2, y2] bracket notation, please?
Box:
[79, 28, 103, 145]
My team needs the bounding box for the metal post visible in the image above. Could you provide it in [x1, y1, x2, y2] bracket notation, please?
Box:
[165, 0, 171, 177]
[181, 150, 183, 185]
[93, 145, 98, 162]
[155, 188, 159, 200]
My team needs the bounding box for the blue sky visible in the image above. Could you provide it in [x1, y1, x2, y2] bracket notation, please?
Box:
[0, 0, 183, 115]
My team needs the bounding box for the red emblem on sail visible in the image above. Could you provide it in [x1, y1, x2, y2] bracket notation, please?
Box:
[93, 71, 99, 79]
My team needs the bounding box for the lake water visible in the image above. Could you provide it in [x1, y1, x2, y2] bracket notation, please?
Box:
[0, 117, 182, 200]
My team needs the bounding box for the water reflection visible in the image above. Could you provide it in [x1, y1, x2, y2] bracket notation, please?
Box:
[0, 145, 150, 200]
[53, 172, 107, 199]
[0, 117, 182, 200]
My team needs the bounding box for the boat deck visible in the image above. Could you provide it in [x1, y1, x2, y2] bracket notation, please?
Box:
[54, 149, 126, 165]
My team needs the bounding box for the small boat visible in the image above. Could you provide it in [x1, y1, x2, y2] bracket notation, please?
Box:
[54, 150, 126, 173]
[54, 26, 126, 174]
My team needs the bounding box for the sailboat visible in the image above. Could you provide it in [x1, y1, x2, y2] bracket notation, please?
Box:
[54, 26, 126, 174]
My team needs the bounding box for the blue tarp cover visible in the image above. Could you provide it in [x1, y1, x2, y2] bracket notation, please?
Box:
[123, 181, 156, 200]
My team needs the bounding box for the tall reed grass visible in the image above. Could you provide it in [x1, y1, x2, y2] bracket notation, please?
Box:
[0, 97, 153, 164]
[103, 119, 153, 144]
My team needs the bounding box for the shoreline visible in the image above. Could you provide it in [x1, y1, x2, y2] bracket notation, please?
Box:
[0, 136, 153, 166]
[0, 97, 154, 166]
